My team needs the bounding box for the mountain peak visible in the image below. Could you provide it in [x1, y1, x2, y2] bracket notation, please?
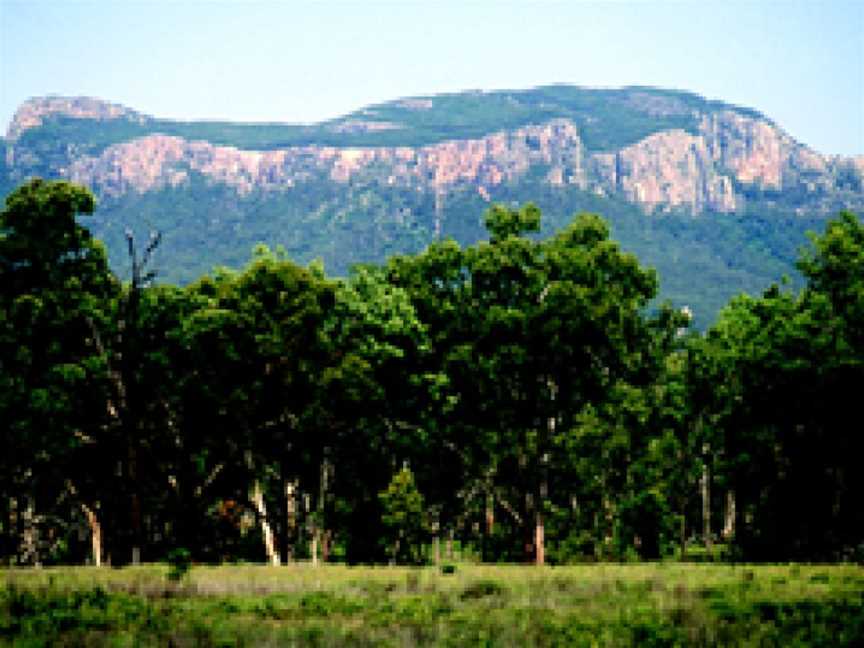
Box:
[6, 95, 147, 141]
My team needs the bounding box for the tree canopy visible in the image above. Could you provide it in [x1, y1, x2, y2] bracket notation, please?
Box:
[2, 179, 862, 566]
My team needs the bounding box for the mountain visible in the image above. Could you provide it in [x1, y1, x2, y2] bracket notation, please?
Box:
[2, 86, 863, 328]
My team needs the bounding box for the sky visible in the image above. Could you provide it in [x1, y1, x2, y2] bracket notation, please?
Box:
[1, 0, 862, 155]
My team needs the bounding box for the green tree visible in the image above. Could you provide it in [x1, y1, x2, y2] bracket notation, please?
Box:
[379, 466, 428, 565]
[322, 265, 435, 563]
[696, 211, 864, 561]
[399, 204, 672, 564]
[0, 179, 117, 565]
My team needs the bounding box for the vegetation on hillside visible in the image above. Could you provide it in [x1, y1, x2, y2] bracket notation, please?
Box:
[76, 177, 816, 331]
[5, 86, 856, 329]
[8, 85, 735, 154]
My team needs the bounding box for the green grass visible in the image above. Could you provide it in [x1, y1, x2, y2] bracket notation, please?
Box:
[3, 563, 863, 646]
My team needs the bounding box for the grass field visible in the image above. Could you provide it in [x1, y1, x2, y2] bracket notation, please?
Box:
[3, 562, 863, 646]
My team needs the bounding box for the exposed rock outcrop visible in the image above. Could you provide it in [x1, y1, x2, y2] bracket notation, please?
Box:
[590, 130, 737, 212]
[6, 95, 864, 216]
[6, 96, 146, 141]
[67, 119, 587, 199]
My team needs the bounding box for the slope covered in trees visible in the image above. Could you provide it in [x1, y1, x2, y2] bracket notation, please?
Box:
[4, 86, 863, 330]
[1, 179, 862, 567]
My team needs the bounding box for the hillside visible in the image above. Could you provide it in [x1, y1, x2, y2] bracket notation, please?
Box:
[3, 86, 863, 328]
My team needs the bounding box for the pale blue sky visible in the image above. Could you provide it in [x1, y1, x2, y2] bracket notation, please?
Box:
[1, 0, 862, 155]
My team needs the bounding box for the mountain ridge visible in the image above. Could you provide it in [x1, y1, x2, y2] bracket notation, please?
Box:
[6, 84, 773, 145]
[2, 85, 863, 328]
[6, 95, 860, 216]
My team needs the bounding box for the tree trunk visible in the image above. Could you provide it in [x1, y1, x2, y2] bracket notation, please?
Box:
[21, 495, 38, 566]
[4, 497, 14, 563]
[313, 454, 329, 567]
[280, 476, 296, 564]
[481, 490, 494, 562]
[322, 530, 331, 563]
[311, 531, 319, 567]
[129, 442, 141, 565]
[534, 510, 545, 566]
[536, 448, 550, 567]
[81, 503, 103, 566]
[538, 383, 555, 567]
[603, 496, 614, 559]
[701, 445, 712, 555]
[524, 490, 535, 563]
[251, 480, 279, 565]
[722, 490, 736, 541]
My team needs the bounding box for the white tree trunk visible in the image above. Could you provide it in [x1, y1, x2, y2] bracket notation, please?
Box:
[311, 531, 319, 567]
[66, 482, 104, 567]
[723, 490, 736, 540]
[284, 479, 296, 564]
[534, 510, 545, 566]
[81, 503, 103, 567]
[251, 480, 280, 566]
[701, 445, 712, 553]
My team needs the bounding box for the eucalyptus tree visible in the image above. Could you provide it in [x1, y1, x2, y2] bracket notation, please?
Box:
[134, 278, 253, 561]
[384, 239, 474, 559]
[693, 211, 864, 561]
[522, 211, 681, 563]
[321, 265, 438, 562]
[793, 211, 864, 558]
[0, 179, 117, 565]
[389, 204, 672, 564]
[207, 248, 336, 565]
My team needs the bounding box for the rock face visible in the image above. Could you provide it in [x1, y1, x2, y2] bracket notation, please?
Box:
[6, 94, 860, 217]
[3, 87, 861, 327]
[64, 119, 587, 200]
[63, 121, 862, 216]
[591, 130, 738, 212]
[6, 96, 146, 141]
[699, 111, 838, 191]
[68, 135, 291, 197]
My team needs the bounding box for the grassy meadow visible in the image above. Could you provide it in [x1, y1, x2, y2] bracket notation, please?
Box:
[2, 562, 863, 646]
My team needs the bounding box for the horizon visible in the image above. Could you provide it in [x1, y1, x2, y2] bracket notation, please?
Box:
[1, 1, 862, 156]
[4, 81, 775, 129]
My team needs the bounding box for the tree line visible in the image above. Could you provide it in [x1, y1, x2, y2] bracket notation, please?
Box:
[1, 179, 862, 567]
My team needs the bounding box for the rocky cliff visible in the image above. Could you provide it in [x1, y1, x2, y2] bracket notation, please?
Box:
[2, 86, 862, 328]
[5, 94, 861, 218]
[5, 96, 146, 142]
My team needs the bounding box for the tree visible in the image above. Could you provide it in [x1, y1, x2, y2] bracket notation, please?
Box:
[0, 179, 117, 565]
[385, 238, 472, 561]
[379, 466, 428, 565]
[322, 265, 435, 563]
[695, 211, 864, 561]
[392, 204, 670, 564]
[175, 248, 337, 565]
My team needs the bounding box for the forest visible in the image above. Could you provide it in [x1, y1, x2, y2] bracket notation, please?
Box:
[2, 178, 863, 569]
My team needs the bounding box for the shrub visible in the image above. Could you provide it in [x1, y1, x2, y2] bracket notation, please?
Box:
[166, 547, 192, 581]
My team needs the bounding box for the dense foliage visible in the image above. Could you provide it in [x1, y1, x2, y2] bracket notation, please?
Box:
[1, 179, 863, 568]
[80, 178, 817, 331]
